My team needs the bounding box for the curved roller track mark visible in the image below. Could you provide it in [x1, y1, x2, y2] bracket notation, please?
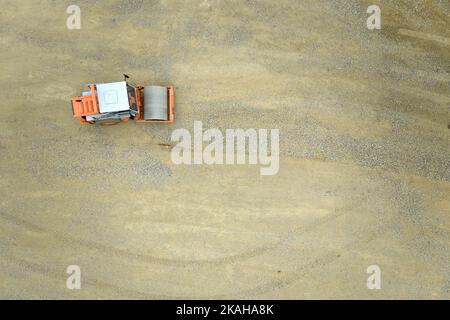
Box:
[398, 29, 450, 46]
[0, 207, 349, 267]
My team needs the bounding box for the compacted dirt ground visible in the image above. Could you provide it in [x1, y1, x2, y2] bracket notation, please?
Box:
[0, 0, 449, 299]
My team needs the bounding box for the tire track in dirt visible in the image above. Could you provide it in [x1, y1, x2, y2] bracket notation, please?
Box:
[0, 207, 348, 267]
[1, 205, 386, 298]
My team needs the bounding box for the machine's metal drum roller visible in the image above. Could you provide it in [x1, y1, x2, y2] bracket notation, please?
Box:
[143, 86, 168, 121]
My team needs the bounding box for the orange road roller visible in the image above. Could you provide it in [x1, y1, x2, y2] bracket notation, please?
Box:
[71, 75, 174, 125]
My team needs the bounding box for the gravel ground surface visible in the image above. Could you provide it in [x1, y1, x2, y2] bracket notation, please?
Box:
[0, 0, 449, 299]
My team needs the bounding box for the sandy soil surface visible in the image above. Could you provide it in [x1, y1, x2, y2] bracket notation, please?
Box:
[0, 0, 449, 299]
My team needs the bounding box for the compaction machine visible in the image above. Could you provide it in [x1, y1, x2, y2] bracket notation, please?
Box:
[71, 75, 174, 125]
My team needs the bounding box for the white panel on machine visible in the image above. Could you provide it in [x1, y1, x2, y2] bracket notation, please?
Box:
[97, 81, 131, 113]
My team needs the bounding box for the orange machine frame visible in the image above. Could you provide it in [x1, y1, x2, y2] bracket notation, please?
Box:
[71, 84, 174, 125]
[71, 84, 99, 124]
